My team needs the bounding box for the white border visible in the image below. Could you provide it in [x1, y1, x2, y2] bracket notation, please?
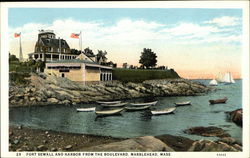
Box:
[1, 1, 249, 158]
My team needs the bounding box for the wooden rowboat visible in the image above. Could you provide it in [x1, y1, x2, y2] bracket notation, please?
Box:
[125, 105, 151, 111]
[175, 101, 191, 106]
[151, 107, 176, 115]
[76, 107, 96, 112]
[95, 108, 124, 116]
[209, 98, 227, 104]
[101, 102, 128, 107]
[130, 101, 158, 106]
[96, 101, 121, 104]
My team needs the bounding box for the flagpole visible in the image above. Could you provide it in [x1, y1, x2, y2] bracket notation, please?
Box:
[79, 31, 82, 53]
[19, 32, 23, 62]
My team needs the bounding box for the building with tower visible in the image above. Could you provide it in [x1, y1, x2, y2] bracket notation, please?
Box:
[28, 30, 78, 61]
[29, 30, 113, 83]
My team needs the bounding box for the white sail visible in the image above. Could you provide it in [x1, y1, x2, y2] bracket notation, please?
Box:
[216, 72, 224, 82]
[209, 79, 218, 86]
[222, 72, 235, 84]
[230, 73, 235, 83]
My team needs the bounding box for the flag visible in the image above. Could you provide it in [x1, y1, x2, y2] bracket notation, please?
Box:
[70, 33, 80, 39]
[14, 33, 21, 38]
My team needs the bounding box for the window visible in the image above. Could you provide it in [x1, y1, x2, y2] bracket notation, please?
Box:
[46, 39, 50, 44]
[60, 69, 70, 72]
[61, 73, 65, 77]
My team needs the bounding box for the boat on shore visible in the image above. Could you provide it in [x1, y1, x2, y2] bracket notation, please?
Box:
[130, 101, 158, 106]
[96, 101, 121, 104]
[95, 108, 124, 116]
[209, 97, 228, 104]
[125, 105, 151, 111]
[101, 102, 128, 107]
[76, 107, 96, 112]
[151, 107, 176, 115]
[175, 101, 191, 106]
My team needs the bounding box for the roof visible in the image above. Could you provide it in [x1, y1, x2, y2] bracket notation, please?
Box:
[40, 38, 70, 49]
[47, 59, 98, 64]
[46, 59, 112, 69]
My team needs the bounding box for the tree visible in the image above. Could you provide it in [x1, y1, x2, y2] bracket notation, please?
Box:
[96, 50, 107, 64]
[70, 49, 81, 55]
[83, 47, 94, 57]
[122, 63, 128, 68]
[139, 48, 157, 69]
[35, 60, 45, 72]
[9, 54, 19, 62]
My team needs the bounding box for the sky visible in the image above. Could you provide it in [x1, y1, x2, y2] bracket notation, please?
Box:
[8, 8, 243, 79]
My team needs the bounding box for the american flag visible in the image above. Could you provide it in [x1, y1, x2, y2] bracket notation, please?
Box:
[14, 33, 21, 38]
[70, 33, 80, 39]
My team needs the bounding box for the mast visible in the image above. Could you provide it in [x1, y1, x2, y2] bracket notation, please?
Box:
[19, 32, 23, 62]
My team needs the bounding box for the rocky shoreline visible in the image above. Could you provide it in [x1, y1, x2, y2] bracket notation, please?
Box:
[9, 73, 212, 107]
[9, 125, 242, 152]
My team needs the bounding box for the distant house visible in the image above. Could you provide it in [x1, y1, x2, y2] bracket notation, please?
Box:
[28, 30, 78, 61]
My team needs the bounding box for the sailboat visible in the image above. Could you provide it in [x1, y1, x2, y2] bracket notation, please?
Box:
[216, 72, 224, 83]
[216, 72, 235, 84]
[222, 72, 235, 84]
[209, 79, 218, 86]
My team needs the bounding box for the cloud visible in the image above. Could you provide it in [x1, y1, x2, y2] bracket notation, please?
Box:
[204, 16, 241, 27]
[9, 17, 241, 62]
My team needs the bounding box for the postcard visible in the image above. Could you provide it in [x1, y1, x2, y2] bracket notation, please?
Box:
[1, 1, 249, 158]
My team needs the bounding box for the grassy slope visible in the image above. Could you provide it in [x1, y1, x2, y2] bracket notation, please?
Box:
[113, 68, 180, 83]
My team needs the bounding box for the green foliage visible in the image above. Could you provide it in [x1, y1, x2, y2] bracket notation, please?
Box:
[139, 48, 157, 69]
[70, 49, 81, 55]
[9, 72, 31, 85]
[9, 54, 19, 62]
[84, 47, 94, 56]
[97, 50, 107, 63]
[113, 68, 180, 83]
[9, 54, 46, 85]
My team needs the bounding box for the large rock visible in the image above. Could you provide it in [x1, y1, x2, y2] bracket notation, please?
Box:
[228, 109, 242, 127]
[85, 136, 174, 152]
[47, 98, 59, 103]
[188, 140, 240, 151]
[155, 134, 194, 151]
[184, 126, 231, 138]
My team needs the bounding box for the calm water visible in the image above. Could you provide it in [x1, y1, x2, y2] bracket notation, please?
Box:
[9, 80, 242, 142]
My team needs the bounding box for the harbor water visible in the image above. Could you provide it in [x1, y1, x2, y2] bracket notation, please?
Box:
[9, 80, 242, 142]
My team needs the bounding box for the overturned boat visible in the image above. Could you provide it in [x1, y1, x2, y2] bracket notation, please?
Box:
[151, 107, 176, 115]
[130, 101, 158, 106]
[76, 107, 96, 112]
[175, 101, 191, 106]
[96, 101, 122, 104]
[95, 108, 124, 116]
[101, 102, 128, 107]
[125, 105, 151, 111]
